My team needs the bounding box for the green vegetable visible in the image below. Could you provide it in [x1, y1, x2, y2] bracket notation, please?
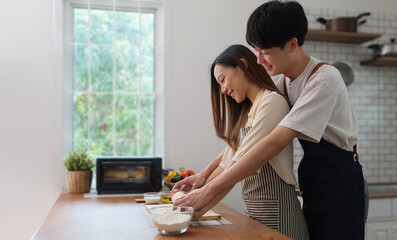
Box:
[171, 174, 183, 183]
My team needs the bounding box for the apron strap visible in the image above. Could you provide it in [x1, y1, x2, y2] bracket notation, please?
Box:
[284, 62, 360, 160]
[307, 62, 328, 80]
[283, 62, 328, 109]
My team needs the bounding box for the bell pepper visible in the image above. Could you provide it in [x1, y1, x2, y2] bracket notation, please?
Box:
[170, 174, 183, 183]
[166, 171, 176, 182]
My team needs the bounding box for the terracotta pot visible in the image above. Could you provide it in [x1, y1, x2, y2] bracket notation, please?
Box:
[67, 171, 92, 193]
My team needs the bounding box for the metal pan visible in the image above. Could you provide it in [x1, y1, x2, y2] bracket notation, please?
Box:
[368, 38, 397, 57]
[317, 12, 370, 32]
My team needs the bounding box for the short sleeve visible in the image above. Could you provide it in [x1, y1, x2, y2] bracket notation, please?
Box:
[219, 145, 235, 169]
[279, 71, 338, 142]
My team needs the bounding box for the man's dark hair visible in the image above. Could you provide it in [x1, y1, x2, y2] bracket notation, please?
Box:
[246, 0, 308, 49]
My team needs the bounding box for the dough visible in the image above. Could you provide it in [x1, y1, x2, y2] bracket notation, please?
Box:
[172, 191, 186, 202]
[104, 168, 129, 178]
[130, 168, 145, 178]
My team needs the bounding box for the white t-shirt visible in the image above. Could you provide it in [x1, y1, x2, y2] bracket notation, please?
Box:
[276, 57, 358, 151]
[219, 90, 297, 186]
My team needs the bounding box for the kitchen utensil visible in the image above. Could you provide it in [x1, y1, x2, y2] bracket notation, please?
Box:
[368, 38, 397, 57]
[317, 12, 370, 32]
[368, 44, 382, 58]
[381, 38, 397, 56]
[150, 205, 194, 235]
[333, 62, 354, 86]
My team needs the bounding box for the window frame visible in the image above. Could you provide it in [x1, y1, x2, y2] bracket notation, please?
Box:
[62, 0, 164, 173]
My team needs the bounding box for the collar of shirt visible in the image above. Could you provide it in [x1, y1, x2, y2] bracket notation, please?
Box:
[246, 88, 265, 127]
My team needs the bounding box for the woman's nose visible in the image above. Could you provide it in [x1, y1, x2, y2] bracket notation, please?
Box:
[221, 86, 227, 94]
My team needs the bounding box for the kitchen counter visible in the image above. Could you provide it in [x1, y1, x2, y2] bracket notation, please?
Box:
[368, 183, 397, 198]
[33, 192, 291, 240]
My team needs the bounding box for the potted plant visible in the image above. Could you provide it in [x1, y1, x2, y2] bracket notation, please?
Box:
[64, 150, 95, 193]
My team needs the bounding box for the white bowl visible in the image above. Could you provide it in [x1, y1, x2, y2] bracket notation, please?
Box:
[150, 205, 194, 235]
[144, 192, 161, 204]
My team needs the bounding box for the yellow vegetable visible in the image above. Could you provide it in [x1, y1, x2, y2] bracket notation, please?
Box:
[166, 171, 176, 182]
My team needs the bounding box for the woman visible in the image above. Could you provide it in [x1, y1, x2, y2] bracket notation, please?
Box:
[173, 44, 309, 239]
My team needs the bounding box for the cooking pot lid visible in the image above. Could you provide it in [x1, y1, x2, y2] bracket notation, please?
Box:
[333, 62, 354, 86]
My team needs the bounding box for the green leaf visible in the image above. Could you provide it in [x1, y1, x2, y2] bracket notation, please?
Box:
[64, 150, 95, 171]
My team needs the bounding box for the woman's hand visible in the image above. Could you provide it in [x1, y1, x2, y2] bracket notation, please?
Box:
[173, 185, 216, 217]
[171, 173, 206, 194]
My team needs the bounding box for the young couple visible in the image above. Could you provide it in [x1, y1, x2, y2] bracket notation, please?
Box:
[172, 1, 366, 239]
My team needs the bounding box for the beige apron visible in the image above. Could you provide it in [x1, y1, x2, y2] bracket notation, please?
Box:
[240, 125, 310, 240]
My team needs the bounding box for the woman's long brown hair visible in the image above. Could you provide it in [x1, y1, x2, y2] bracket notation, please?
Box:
[210, 44, 286, 151]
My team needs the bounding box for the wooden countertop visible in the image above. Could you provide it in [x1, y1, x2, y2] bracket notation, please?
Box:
[33, 192, 291, 240]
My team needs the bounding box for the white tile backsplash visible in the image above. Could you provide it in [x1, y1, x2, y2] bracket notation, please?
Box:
[292, 8, 397, 184]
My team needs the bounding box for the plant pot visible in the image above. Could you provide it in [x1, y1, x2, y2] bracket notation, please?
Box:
[67, 171, 92, 193]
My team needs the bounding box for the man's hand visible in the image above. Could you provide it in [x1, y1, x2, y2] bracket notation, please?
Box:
[173, 185, 216, 217]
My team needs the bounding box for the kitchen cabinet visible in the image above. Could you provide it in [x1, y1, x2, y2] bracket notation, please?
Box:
[366, 186, 397, 240]
[305, 29, 381, 44]
[360, 56, 397, 67]
[366, 219, 397, 240]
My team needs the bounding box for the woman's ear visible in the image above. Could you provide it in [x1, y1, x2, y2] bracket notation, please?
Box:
[239, 58, 248, 73]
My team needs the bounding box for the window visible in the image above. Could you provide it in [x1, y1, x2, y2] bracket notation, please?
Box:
[63, 0, 164, 159]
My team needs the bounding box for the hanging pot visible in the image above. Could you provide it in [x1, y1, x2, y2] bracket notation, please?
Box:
[317, 12, 370, 32]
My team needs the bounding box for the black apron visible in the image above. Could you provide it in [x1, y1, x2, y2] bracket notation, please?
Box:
[284, 62, 365, 239]
[298, 138, 364, 240]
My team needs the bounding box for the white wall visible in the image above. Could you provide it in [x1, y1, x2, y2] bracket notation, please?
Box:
[1, 0, 397, 239]
[0, 0, 63, 239]
[298, 0, 397, 14]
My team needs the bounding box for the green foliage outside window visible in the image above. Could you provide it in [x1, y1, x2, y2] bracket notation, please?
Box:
[72, 7, 155, 158]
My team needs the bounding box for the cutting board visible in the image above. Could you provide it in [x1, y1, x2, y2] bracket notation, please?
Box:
[145, 204, 221, 221]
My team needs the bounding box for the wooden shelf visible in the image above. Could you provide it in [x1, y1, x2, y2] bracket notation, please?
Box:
[306, 29, 381, 44]
[360, 56, 397, 67]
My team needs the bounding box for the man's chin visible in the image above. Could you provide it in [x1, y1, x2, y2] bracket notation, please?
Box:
[267, 70, 276, 76]
[266, 69, 281, 77]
